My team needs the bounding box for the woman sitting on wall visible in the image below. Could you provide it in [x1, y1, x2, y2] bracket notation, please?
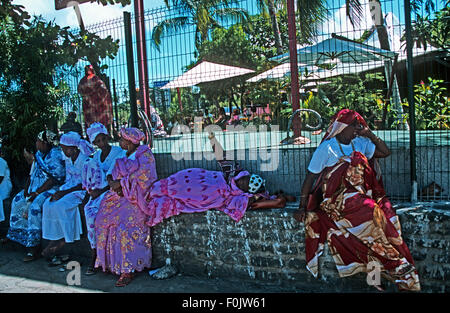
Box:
[41, 132, 95, 262]
[94, 127, 158, 287]
[4, 130, 65, 262]
[294, 109, 420, 292]
[81, 122, 126, 275]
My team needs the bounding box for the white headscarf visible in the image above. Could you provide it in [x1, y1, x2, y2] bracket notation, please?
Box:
[86, 122, 108, 144]
[60, 131, 95, 156]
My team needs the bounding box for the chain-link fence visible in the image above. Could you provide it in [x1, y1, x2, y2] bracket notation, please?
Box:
[60, 0, 449, 201]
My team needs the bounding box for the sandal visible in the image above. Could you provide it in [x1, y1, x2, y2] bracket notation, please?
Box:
[48, 256, 63, 267]
[23, 252, 39, 262]
[115, 273, 134, 287]
[392, 264, 415, 278]
[85, 265, 97, 276]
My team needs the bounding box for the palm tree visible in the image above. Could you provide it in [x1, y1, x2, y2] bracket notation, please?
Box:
[153, 0, 249, 51]
[256, 0, 328, 54]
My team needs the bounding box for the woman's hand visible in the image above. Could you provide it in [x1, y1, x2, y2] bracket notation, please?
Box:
[89, 189, 104, 200]
[293, 208, 306, 223]
[356, 125, 372, 138]
[109, 180, 123, 196]
[50, 190, 66, 202]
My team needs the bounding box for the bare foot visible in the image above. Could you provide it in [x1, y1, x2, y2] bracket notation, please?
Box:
[41, 240, 65, 258]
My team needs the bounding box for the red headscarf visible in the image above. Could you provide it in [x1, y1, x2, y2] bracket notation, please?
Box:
[321, 109, 368, 143]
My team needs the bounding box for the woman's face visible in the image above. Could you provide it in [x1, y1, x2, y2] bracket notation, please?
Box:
[61, 144, 77, 158]
[93, 133, 110, 151]
[36, 139, 50, 153]
[119, 137, 134, 151]
[340, 119, 362, 142]
[235, 175, 250, 193]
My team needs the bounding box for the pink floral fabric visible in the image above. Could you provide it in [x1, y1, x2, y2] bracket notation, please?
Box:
[143, 168, 255, 227]
[95, 145, 157, 275]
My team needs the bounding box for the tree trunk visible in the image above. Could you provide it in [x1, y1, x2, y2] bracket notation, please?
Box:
[267, 0, 283, 55]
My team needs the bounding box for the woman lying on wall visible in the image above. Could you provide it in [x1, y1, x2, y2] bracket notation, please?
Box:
[294, 109, 420, 292]
[142, 132, 295, 229]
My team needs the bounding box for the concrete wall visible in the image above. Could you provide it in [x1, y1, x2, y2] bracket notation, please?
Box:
[151, 202, 450, 293]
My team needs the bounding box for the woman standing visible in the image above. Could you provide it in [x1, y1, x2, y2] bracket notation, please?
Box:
[95, 127, 158, 287]
[5, 130, 65, 261]
[81, 122, 126, 275]
[295, 109, 420, 291]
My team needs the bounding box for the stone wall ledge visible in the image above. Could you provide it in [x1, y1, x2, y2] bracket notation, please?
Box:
[1, 200, 449, 292]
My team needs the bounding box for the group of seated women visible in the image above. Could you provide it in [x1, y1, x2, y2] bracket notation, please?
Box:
[0, 109, 420, 291]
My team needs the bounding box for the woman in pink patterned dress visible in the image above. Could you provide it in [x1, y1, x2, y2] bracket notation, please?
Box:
[142, 132, 292, 228]
[94, 127, 157, 287]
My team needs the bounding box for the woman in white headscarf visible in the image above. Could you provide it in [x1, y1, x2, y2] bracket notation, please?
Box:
[41, 131, 95, 261]
[81, 122, 126, 275]
[4, 130, 65, 262]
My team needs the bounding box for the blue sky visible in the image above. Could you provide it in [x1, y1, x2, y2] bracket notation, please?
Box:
[12, 0, 168, 28]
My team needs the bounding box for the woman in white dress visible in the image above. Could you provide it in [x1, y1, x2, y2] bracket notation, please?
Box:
[41, 131, 94, 260]
[5, 131, 65, 262]
[0, 143, 12, 223]
[81, 122, 126, 275]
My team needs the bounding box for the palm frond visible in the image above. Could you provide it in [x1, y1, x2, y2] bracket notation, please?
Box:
[151, 16, 191, 50]
[212, 7, 250, 24]
[295, 0, 328, 42]
[345, 0, 363, 27]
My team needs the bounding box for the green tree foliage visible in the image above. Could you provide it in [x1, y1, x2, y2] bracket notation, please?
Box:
[153, 0, 249, 51]
[406, 0, 449, 51]
[0, 0, 120, 181]
[411, 78, 449, 130]
[318, 73, 385, 128]
[194, 24, 267, 114]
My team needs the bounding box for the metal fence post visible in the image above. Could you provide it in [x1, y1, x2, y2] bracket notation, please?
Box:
[112, 78, 119, 132]
[124, 11, 138, 128]
[287, 0, 302, 139]
[134, 0, 150, 117]
[404, 0, 417, 202]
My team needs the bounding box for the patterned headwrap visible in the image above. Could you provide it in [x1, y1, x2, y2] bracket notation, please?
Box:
[248, 174, 266, 194]
[37, 130, 59, 147]
[321, 109, 368, 143]
[233, 171, 266, 194]
[60, 131, 95, 156]
[86, 122, 108, 144]
[120, 127, 145, 145]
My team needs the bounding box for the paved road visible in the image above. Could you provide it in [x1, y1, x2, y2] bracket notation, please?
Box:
[0, 244, 295, 294]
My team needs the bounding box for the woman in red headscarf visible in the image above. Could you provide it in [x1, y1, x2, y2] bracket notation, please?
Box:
[294, 109, 420, 291]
